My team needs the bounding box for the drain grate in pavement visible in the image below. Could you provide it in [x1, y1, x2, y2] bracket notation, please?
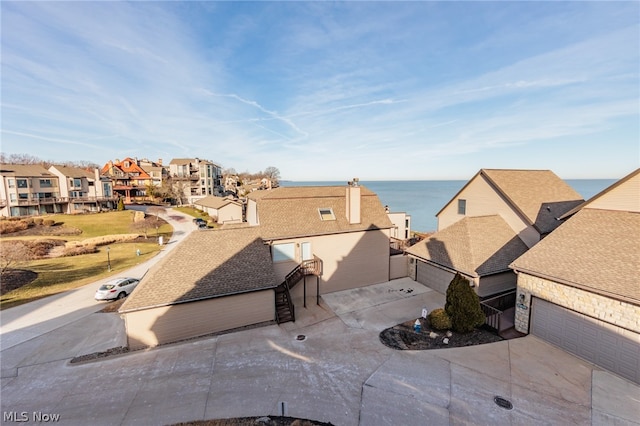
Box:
[494, 396, 513, 410]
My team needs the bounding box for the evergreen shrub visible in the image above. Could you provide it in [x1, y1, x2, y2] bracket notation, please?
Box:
[428, 308, 452, 330]
[445, 273, 486, 333]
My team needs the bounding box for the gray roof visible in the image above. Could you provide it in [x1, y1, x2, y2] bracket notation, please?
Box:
[511, 208, 640, 305]
[249, 186, 393, 240]
[406, 215, 529, 277]
[119, 227, 278, 312]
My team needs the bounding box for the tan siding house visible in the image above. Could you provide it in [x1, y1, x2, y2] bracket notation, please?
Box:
[407, 169, 583, 298]
[247, 184, 394, 303]
[510, 169, 640, 384]
[437, 169, 583, 247]
[194, 195, 243, 224]
[119, 228, 278, 349]
[0, 164, 68, 217]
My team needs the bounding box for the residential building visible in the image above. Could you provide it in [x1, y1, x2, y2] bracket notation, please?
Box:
[0, 164, 67, 217]
[246, 183, 395, 298]
[168, 158, 222, 204]
[406, 169, 584, 298]
[119, 228, 278, 349]
[137, 158, 167, 189]
[510, 168, 640, 385]
[193, 195, 243, 224]
[120, 181, 399, 348]
[48, 166, 117, 213]
[101, 157, 154, 203]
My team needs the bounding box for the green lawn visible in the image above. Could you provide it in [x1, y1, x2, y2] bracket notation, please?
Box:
[0, 211, 173, 310]
[173, 206, 209, 219]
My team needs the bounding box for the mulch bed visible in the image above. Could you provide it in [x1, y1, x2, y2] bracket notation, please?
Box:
[379, 317, 503, 350]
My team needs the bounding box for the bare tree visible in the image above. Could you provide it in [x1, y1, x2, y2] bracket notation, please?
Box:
[147, 206, 165, 221]
[0, 241, 34, 275]
[263, 166, 281, 186]
[131, 219, 152, 239]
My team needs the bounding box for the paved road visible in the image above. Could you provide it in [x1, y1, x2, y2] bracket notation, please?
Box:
[0, 208, 196, 352]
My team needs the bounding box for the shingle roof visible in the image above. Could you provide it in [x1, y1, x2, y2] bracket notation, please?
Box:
[194, 195, 241, 209]
[481, 169, 584, 233]
[438, 169, 583, 234]
[51, 166, 94, 179]
[251, 186, 393, 240]
[119, 227, 278, 312]
[510, 209, 640, 305]
[0, 164, 53, 177]
[406, 215, 529, 277]
[169, 158, 194, 165]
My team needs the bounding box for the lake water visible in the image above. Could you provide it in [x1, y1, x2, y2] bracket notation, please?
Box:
[281, 179, 616, 232]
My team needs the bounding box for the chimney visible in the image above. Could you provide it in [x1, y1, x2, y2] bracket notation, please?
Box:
[158, 158, 162, 166]
[346, 178, 361, 224]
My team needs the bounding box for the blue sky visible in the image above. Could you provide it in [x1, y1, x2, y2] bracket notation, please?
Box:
[2, 1, 638, 180]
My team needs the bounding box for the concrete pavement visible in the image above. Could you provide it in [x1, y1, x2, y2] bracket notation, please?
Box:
[0, 208, 196, 352]
[1, 276, 639, 425]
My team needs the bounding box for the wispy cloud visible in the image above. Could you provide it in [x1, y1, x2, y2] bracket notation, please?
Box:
[1, 1, 637, 179]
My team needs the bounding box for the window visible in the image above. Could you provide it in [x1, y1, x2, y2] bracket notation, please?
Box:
[74, 178, 81, 187]
[272, 243, 295, 262]
[18, 193, 28, 200]
[9, 193, 16, 201]
[457, 199, 466, 215]
[17, 179, 27, 188]
[301, 242, 312, 261]
[40, 179, 53, 188]
[7, 179, 15, 188]
[318, 208, 336, 221]
[88, 181, 94, 186]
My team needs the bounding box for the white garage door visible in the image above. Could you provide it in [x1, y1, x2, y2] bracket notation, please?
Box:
[416, 261, 454, 295]
[531, 298, 640, 384]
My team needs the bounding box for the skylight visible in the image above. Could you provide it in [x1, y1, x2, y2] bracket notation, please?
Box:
[318, 208, 336, 221]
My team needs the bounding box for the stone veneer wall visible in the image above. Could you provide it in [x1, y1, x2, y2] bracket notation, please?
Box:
[515, 272, 640, 334]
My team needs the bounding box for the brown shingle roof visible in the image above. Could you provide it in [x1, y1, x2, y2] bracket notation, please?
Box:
[510, 209, 640, 305]
[481, 169, 583, 233]
[406, 215, 529, 277]
[437, 169, 583, 234]
[51, 166, 94, 179]
[252, 186, 393, 240]
[0, 164, 53, 177]
[168, 158, 194, 165]
[119, 228, 278, 312]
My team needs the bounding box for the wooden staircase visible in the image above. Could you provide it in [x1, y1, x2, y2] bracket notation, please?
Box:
[275, 259, 320, 324]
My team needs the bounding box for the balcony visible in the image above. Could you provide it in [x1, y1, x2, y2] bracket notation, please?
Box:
[10, 197, 69, 206]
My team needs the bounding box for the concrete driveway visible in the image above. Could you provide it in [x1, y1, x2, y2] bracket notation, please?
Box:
[1, 276, 639, 425]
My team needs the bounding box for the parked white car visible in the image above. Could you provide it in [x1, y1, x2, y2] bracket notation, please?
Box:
[95, 277, 140, 301]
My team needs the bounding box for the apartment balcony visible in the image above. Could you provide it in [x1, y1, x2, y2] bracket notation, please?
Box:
[10, 197, 69, 206]
[69, 195, 119, 202]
